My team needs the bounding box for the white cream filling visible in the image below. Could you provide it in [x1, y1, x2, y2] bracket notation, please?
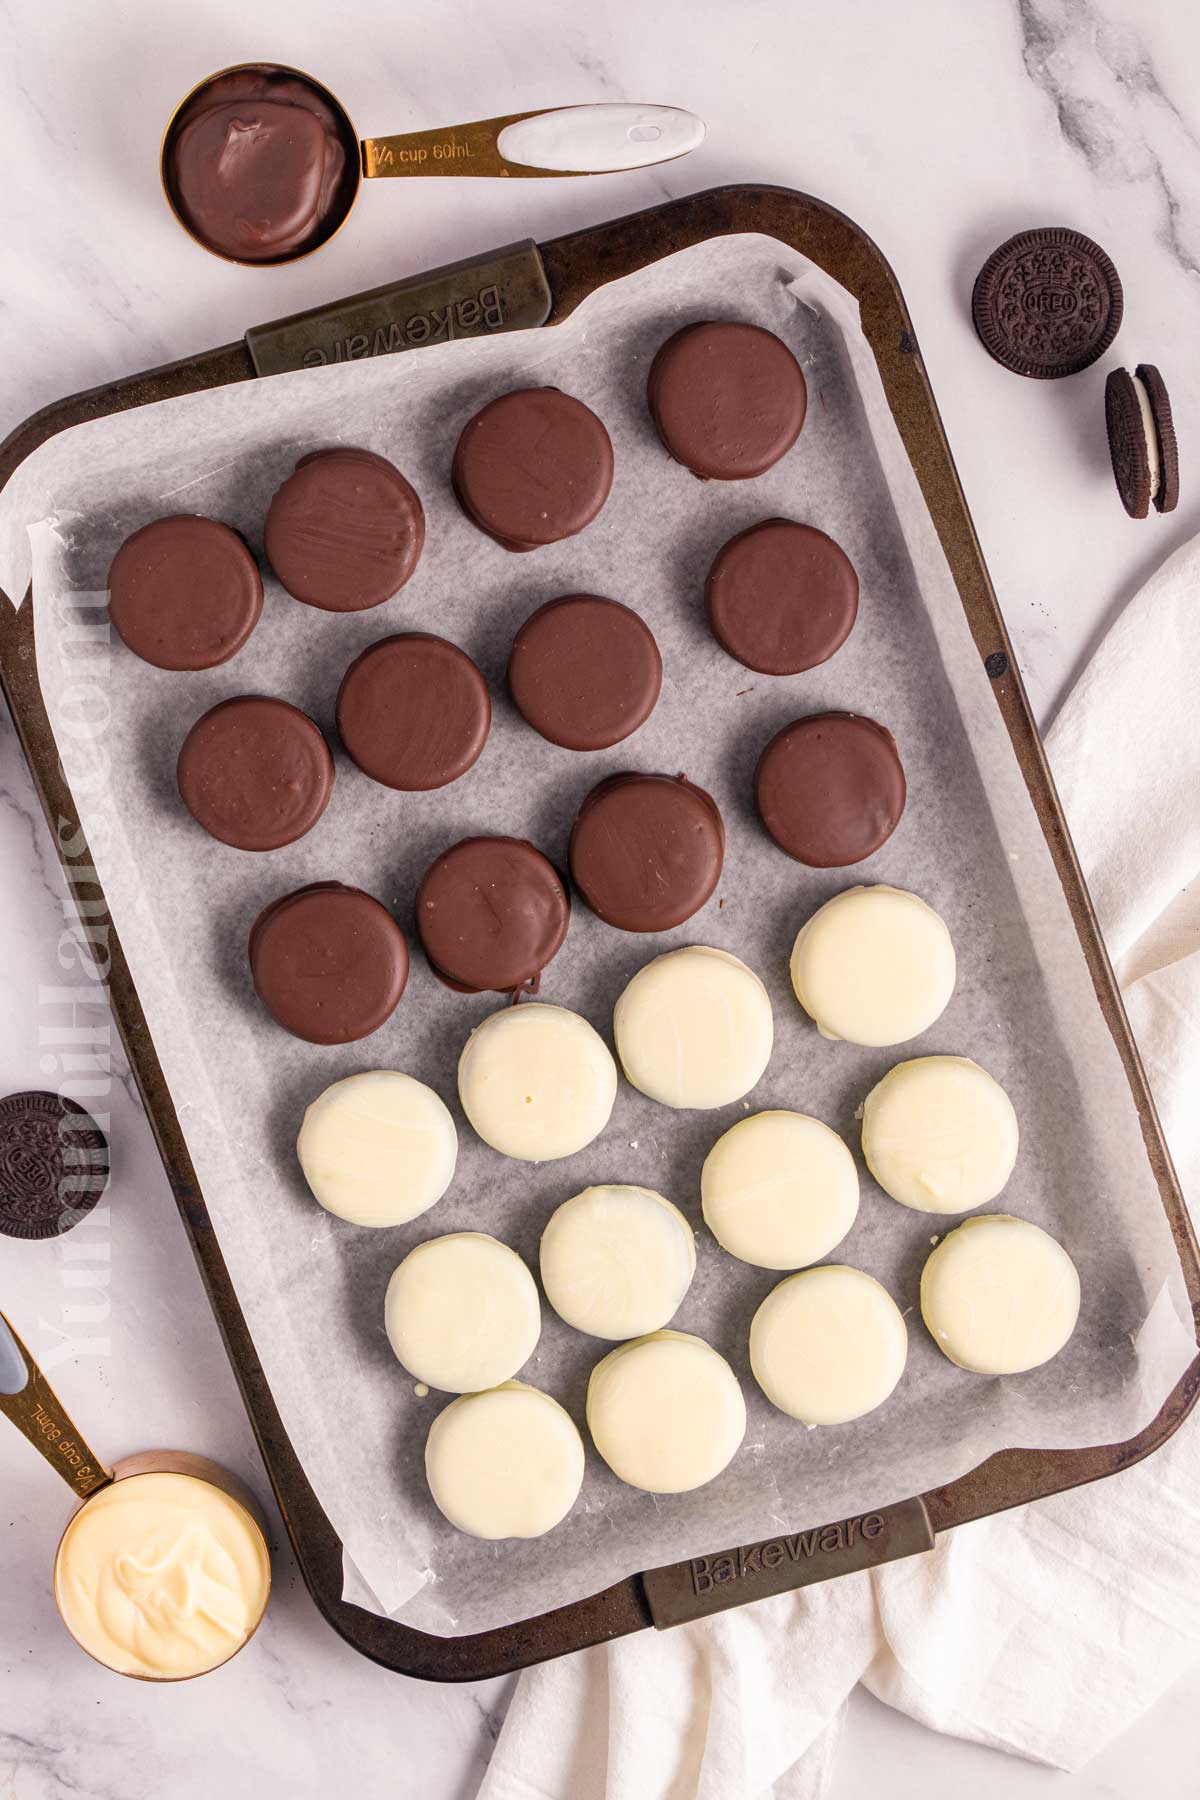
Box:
[1132, 374, 1162, 501]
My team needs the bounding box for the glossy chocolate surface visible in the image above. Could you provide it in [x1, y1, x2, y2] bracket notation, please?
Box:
[452, 388, 613, 551]
[569, 772, 725, 932]
[336, 633, 490, 791]
[705, 518, 858, 675]
[177, 695, 334, 851]
[755, 712, 906, 867]
[417, 837, 570, 994]
[249, 882, 408, 1044]
[648, 321, 807, 480]
[108, 515, 263, 672]
[508, 594, 662, 750]
[265, 449, 425, 612]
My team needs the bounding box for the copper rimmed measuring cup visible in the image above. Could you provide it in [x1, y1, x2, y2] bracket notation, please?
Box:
[0, 1310, 271, 1680]
[161, 62, 705, 265]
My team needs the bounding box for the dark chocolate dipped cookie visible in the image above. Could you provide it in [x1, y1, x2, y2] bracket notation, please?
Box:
[508, 594, 662, 751]
[417, 837, 570, 995]
[705, 519, 858, 675]
[647, 321, 807, 480]
[177, 695, 334, 851]
[452, 388, 613, 551]
[569, 773, 725, 933]
[249, 882, 408, 1044]
[108, 516, 262, 671]
[336, 633, 490, 791]
[265, 449, 425, 612]
[755, 712, 906, 868]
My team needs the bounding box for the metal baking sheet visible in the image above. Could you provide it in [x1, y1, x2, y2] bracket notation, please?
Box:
[0, 229, 1193, 1640]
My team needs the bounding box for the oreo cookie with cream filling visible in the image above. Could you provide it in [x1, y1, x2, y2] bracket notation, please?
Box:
[1105, 364, 1179, 519]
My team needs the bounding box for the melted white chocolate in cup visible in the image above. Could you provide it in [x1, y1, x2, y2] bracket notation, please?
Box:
[54, 1470, 270, 1679]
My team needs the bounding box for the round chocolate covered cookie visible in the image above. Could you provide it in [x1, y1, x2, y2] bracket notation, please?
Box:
[265, 448, 425, 611]
[647, 321, 807, 480]
[755, 712, 906, 868]
[569, 773, 725, 933]
[508, 594, 662, 751]
[0, 1091, 109, 1240]
[249, 882, 408, 1044]
[705, 519, 859, 675]
[417, 837, 570, 995]
[108, 516, 263, 671]
[336, 633, 491, 791]
[452, 388, 614, 551]
[177, 695, 334, 851]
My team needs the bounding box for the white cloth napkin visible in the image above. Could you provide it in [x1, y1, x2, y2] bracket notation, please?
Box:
[480, 535, 1200, 1799]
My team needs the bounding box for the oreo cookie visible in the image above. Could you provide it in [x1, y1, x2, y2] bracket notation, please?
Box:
[1105, 364, 1179, 519]
[0, 1092, 109, 1240]
[972, 228, 1122, 378]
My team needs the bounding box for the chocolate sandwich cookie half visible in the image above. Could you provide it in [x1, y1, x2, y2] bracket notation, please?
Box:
[177, 695, 335, 851]
[705, 519, 858, 675]
[452, 388, 614, 551]
[569, 773, 725, 933]
[1105, 364, 1179, 519]
[249, 882, 409, 1044]
[508, 594, 662, 751]
[108, 516, 262, 671]
[647, 321, 807, 480]
[755, 713, 906, 867]
[971, 227, 1123, 379]
[336, 633, 491, 791]
[417, 837, 570, 996]
[265, 448, 425, 611]
[0, 1091, 109, 1240]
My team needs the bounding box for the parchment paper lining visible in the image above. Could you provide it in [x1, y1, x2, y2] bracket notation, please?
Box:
[1, 236, 1192, 1636]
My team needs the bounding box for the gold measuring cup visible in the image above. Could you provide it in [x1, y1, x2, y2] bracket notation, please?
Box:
[161, 62, 705, 265]
[0, 1310, 271, 1680]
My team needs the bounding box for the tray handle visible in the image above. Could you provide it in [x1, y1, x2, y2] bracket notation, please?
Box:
[640, 1495, 934, 1628]
[245, 240, 553, 378]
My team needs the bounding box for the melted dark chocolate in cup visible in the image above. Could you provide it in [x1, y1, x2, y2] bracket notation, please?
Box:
[416, 837, 570, 995]
[176, 696, 335, 851]
[168, 69, 350, 263]
[754, 712, 906, 868]
[648, 321, 808, 480]
[569, 773, 725, 933]
[705, 518, 859, 675]
[508, 594, 662, 751]
[265, 449, 425, 612]
[248, 882, 408, 1044]
[452, 388, 614, 551]
[336, 633, 491, 791]
[108, 516, 263, 672]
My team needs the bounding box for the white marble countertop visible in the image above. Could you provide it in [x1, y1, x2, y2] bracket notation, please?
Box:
[2, 1, 1197, 1794]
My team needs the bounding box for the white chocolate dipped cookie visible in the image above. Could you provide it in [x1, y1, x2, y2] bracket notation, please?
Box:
[458, 1002, 617, 1160]
[921, 1214, 1080, 1374]
[614, 946, 773, 1109]
[384, 1233, 540, 1393]
[586, 1329, 746, 1492]
[862, 1055, 1018, 1213]
[540, 1185, 696, 1339]
[750, 1265, 908, 1424]
[702, 1110, 859, 1269]
[790, 885, 955, 1046]
[425, 1382, 585, 1539]
[297, 1070, 457, 1227]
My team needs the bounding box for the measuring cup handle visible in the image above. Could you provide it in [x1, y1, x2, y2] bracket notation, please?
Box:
[0, 1312, 112, 1499]
[363, 103, 704, 180]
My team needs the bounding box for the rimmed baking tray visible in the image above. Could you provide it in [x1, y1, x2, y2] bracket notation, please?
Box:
[2, 185, 1197, 1680]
